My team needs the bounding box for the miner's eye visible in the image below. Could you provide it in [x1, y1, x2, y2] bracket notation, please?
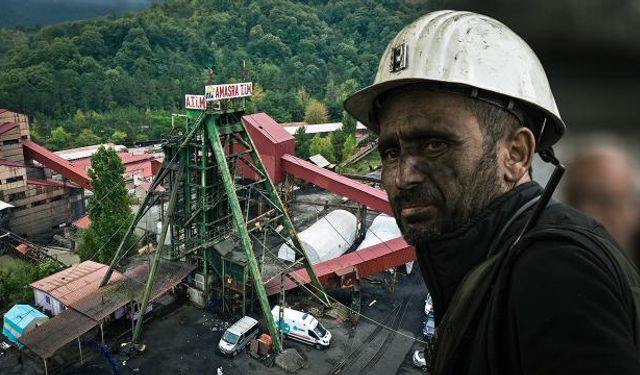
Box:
[382, 148, 400, 161]
[424, 140, 448, 154]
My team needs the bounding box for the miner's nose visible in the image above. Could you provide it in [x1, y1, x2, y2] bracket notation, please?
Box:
[395, 155, 424, 190]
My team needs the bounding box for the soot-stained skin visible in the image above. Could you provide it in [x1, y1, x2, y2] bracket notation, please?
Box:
[377, 90, 492, 243]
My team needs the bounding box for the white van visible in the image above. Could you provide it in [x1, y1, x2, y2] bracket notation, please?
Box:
[271, 305, 331, 349]
[218, 316, 260, 357]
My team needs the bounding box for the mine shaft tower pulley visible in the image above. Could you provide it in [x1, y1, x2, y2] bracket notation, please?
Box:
[101, 86, 329, 354]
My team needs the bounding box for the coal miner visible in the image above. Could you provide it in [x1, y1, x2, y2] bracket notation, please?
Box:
[345, 10, 640, 375]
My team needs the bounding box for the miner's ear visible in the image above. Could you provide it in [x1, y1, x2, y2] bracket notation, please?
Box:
[502, 127, 535, 184]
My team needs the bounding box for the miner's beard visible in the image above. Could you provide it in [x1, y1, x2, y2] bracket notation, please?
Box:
[389, 153, 505, 245]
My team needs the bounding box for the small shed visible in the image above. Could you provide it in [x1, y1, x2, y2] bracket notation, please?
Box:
[2, 304, 49, 349]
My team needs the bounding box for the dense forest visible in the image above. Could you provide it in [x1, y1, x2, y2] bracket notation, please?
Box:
[0, 0, 434, 151]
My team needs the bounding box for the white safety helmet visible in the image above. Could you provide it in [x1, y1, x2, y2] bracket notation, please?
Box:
[344, 10, 565, 150]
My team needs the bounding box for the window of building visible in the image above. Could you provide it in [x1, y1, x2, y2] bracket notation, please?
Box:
[6, 176, 23, 184]
[2, 139, 19, 145]
[8, 192, 26, 202]
[45, 295, 51, 305]
[32, 200, 46, 207]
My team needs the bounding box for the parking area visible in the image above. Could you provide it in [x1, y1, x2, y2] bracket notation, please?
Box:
[54, 269, 427, 374]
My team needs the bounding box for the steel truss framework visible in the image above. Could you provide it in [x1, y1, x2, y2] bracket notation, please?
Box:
[102, 99, 328, 353]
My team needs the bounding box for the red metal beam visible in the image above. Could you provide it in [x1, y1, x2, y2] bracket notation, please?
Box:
[281, 153, 391, 215]
[265, 237, 416, 295]
[22, 140, 92, 190]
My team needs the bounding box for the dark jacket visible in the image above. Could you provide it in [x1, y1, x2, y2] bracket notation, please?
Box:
[416, 181, 640, 375]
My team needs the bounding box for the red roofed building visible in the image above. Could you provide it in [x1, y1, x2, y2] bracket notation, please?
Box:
[57, 147, 161, 191]
[0, 109, 85, 240]
[30, 260, 126, 315]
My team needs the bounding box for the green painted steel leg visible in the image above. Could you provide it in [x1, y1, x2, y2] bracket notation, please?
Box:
[239, 130, 330, 306]
[206, 118, 283, 353]
[132, 168, 183, 345]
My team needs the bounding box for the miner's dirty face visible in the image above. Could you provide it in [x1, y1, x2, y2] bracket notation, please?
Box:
[377, 90, 502, 244]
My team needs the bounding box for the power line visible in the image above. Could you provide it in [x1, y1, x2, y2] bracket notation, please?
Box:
[250, 224, 428, 346]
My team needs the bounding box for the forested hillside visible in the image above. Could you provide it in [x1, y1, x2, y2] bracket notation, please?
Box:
[0, 0, 433, 150]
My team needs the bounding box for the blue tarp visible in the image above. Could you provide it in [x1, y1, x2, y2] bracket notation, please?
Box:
[2, 304, 48, 348]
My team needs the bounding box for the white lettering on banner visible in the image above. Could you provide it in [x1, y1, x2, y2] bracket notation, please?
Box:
[185, 95, 207, 110]
[205, 82, 253, 101]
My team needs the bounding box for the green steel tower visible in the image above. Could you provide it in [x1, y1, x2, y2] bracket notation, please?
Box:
[102, 84, 329, 353]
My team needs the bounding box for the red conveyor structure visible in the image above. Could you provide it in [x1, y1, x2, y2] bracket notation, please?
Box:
[19, 114, 417, 295]
[22, 140, 92, 190]
[238, 113, 417, 295]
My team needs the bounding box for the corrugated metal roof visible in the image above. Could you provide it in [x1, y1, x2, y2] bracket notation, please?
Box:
[54, 143, 125, 161]
[71, 152, 155, 168]
[29, 261, 126, 307]
[0, 122, 18, 135]
[282, 122, 367, 135]
[308, 154, 331, 168]
[20, 260, 195, 359]
[18, 308, 96, 359]
[70, 259, 195, 321]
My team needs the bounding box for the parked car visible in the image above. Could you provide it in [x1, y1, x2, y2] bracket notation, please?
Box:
[218, 316, 260, 357]
[413, 349, 428, 371]
[271, 305, 331, 349]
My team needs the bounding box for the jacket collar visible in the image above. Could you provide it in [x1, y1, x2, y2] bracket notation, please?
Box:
[415, 181, 543, 323]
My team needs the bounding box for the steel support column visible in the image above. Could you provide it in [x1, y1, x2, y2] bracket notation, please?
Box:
[206, 118, 284, 353]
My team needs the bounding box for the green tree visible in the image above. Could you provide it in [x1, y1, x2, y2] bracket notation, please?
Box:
[47, 126, 70, 150]
[110, 130, 128, 143]
[309, 134, 323, 157]
[321, 135, 336, 163]
[294, 126, 310, 159]
[342, 111, 357, 136]
[0, 260, 63, 308]
[77, 128, 101, 146]
[342, 134, 358, 161]
[304, 98, 329, 124]
[310, 134, 335, 163]
[331, 129, 347, 162]
[77, 146, 134, 264]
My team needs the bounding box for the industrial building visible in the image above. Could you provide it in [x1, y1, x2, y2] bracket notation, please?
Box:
[2, 93, 418, 374]
[0, 108, 85, 240]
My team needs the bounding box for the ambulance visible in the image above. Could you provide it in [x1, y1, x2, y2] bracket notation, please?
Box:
[271, 306, 331, 349]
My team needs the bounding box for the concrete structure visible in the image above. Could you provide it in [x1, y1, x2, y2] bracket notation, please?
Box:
[2, 304, 49, 349]
[0, 109, 84, 240]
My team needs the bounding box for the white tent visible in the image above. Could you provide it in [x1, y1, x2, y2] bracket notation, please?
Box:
[278, 210, 357, 264]
[356, 214, 414, 274]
